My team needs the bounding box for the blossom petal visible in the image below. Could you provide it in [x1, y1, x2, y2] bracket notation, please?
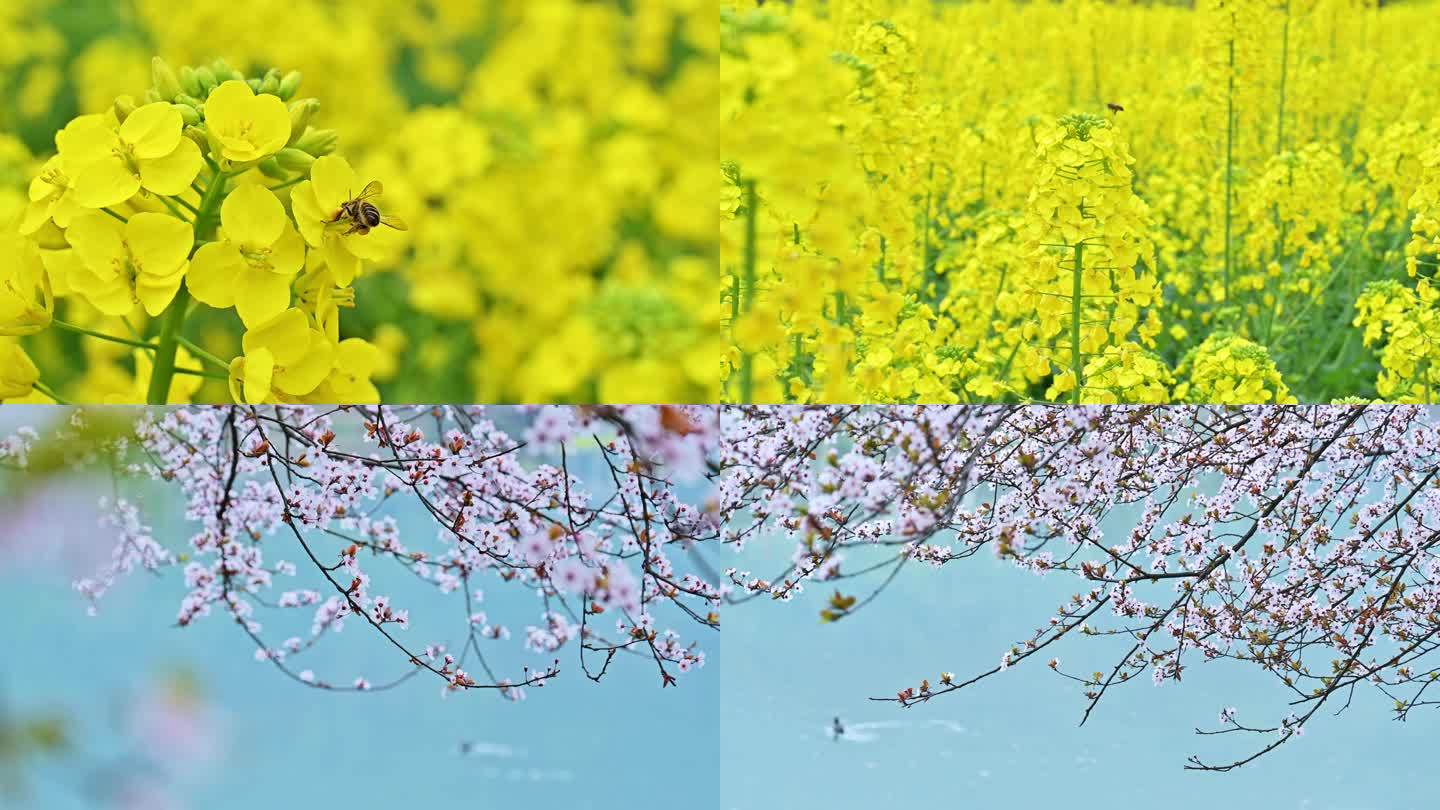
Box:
[310, 156, 356, 212]
[274, 332, 333, 395]
[247, 93, 292, 157]
[138, 137, 203, 196]
[136, 262, 186, 316]
[243, 307, 309, 365]
[73, 157, 140, 209]
[289, 181, 327, 246]
[235, 267, 293, 329]
[119, 103, 183, 160]
[56, 116, 119, 167]
[322, 235, 361, 286]
[242, 347, 276, 404]
[269, 223, 307, 277]
[186, 242, 244, 310]
[64, 212, 126, 272]
[126, 213, 193, 276]
[203, 81, 253, 135]
[221, 183, 286, 247]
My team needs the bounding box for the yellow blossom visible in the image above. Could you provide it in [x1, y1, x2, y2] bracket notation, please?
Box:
[187, 183, 305, 326]
[61, 104, 203, 208]
[64, 211, 193, 316]
[203, 80, 292, 163]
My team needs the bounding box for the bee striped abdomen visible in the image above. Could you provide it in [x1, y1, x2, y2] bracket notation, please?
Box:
[360, 202, 381, 228]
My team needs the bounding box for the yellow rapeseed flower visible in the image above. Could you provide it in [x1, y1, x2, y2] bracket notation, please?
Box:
[64, 211, 193, 316]
[0, 232, 54, 336]
[227, 307, 334, 404]
[187, 183, 305, 326]
[61, 104, 203, 208]
[289, 155, 397, 284]
[204, 80, 292, 164]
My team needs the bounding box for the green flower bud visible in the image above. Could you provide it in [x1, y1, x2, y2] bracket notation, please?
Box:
[277, 70, 303, 101]
[184, 125, 210, 151]
[286, 99, 320, 143]
[291, 127, 338, 157]
[177, 104, 201, 126]
[141, 87, 160, 104]
[211, 59, 241, 83]
[151, 57, 183, 102]
[178, 66, 202, 97]
[174, 93, 204, 109]
[246, 77, 263, 94]
[258, 156, 287, 179]
[259, 69, 281, 96]
[274, 147, 315, 173]
[114, 95, 138, 122]
[194, 66, 218, 94]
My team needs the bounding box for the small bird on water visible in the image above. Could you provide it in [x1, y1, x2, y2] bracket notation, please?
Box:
[832, 716, 845, 740]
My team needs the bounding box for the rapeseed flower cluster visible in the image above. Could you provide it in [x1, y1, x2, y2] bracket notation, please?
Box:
[2, 53, 390, 404]
[722, 0, 1440, 404]
[0, 0, 715, 404]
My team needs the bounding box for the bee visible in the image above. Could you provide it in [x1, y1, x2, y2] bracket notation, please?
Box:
[1106, 102, 1125, 114]
[331, 180, 407, 236]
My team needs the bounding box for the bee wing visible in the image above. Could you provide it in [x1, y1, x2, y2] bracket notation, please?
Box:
[379, 212, 408, 232]
[354, 180, 383, 201]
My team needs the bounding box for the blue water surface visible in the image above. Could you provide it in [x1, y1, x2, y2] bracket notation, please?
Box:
[721, 504, 1439, 810]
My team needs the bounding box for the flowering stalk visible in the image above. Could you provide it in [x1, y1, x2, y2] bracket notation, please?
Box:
[1224, 38, 1236, 302]
[1070, 241, 1084, 404]
[145, 169, 228, 404]
[738, 179, 757, 405]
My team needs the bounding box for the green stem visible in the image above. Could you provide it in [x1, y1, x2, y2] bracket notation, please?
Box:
[102, 207, 128, 223]
[268, 176, 304, 192]
[1071, 241, 1085, 405]
[32, 379, 70, 405]
[737, 179, 757, 405]
[176, 335, 229, 370]
[146, 287, 190, 404]
[1276, 0, 1291, 155]
[1224, 38, 1236, 304]
[173, 367, 228, 380]
[154, 195, 193, 223]
[52, 319, 157, 350]
[146, 170, 228, 404]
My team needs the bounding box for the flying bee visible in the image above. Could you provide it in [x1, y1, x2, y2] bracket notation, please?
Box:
[331, 181, 407, 236]
[1106, 102, 1125, 114]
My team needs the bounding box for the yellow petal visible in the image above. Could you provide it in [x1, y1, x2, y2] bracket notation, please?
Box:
[235, 267, 293, 328]
[243, 307, 309, 361]
[119, 103, 183, 160]
[243, 346, 276, 404]
[204, 81, 255, 137]
[68, 264, 134, 316]
[65, 212, 126, 272]
[56, 116, 119, 167]
[125, 213, 193, 276]
[269, 223, 306, 276]
[72, 157, 140, 208]
[221, 183, 286, 247]
[289, 181, 327, 246]
[186, 242, 243, 310]
[310, 156, 356, 211]
[274, 331, 333, 395]
[322, 235, 360, 286]
[138, 137, 203, 196]
[136, 263, 185, 316]
[247, 93, 292, 157]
